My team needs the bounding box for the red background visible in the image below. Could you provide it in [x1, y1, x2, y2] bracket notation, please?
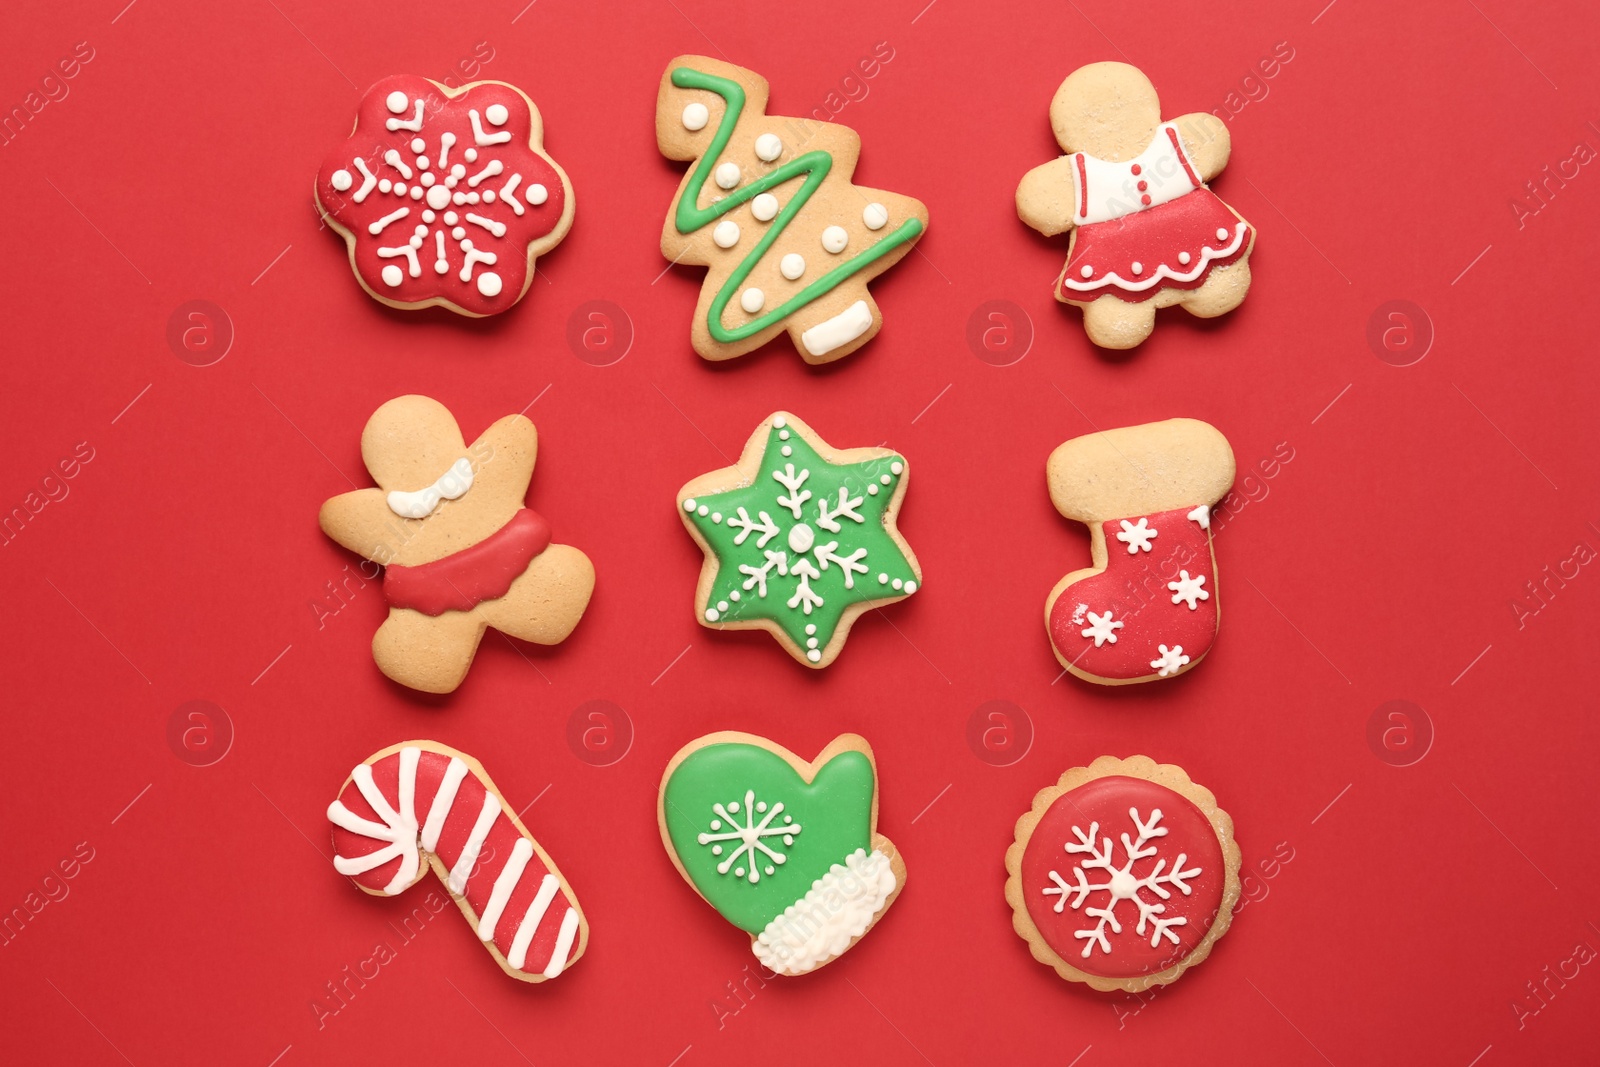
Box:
[2, 0, 1596, 1064]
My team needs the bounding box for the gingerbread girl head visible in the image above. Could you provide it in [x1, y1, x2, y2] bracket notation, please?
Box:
[1018, 62, 1255, 350]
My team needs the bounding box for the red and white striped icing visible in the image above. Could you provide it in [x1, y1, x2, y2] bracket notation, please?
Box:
[328, 745, 583, 980]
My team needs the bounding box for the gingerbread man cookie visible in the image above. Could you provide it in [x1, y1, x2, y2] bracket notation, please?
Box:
[319, 396, 594, 694]
[657, 56, 928, 364]
[1044, 419, 1234, 685]
[316, 75, 574, 317]
[1017, 63, 1255, 349]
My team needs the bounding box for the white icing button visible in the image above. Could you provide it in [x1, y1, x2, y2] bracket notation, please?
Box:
[1216, 227, 1229, 241]
[385, 91, 409, 114]
[1081, 265, 1094, 278]
[378, 178, 393, 193]
[683, 498, 697, 511]
[485, 103, 509, 126]
[772, 416, 786, 428]
[417, 157, 429, 171]
[381, 264, 403, 286]
[821, 226, 848, 253]
[751, 193, 779, 222]
[890, 461, 903, 475]
[806, 649, 821, 662]
[409, 186, 424, 200]
[718, 601, 729, 613]
[331, 169, 353, 192]
[715, 162, 741, 189]
[393, 182, 407, 196]
[713, 220, 741, 248]
[904, 581, 917, 593]
[422, 210, 435, 223]
[729, 590, 740, 601]
[482, 189, 496, 203]
[806, 637, 818, 649]
[697, 505, 709, 517]
[878, 573, 888, 584]
[420, 172, 436, 187]
[892, 578, 903, 590]
[705, 608, 720, 622]
[682, 102, 710, 131]
[476, 271, 503, 298]
[879, 474, 891, 485]
[867, 484, 879, 495]
[444, 211, 459, 224]
[464, 148, 478, 163]
[805, 624, 816, 635]
[435, 259, 448, 274]
[1131, 261, 1143, 275]
[780, 253, 806, 280]
[754, 133, 783, 161]
[863, 202, 889, 230]
[410, 137, 426, 153]
[740, 287, 765, 313]
[778, 429, 790, 440]
[452, 226, 467, 239]
[1178, 251, 1192, 265]
[526, 183, 548, 205]
[781, 445, 792, 456]
[426, 185, 452, 210]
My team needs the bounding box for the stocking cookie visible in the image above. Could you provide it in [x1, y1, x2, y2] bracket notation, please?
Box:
[1005, 755, 1240, 992]
[1045, 419, 1234, 685]
[659, 732, 905, 975]
[319, 396, 594, 694]
[316, 75, 574, 317]
[1017, 62, 1255, 349]
[657, 56, 928, 364]
[678, 412, 921, 668]
[329, 742, 587, 982]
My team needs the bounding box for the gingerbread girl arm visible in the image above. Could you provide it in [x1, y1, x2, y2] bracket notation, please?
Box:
[1016, 156, 1080, 236]
[1172, 112, 1231, 182]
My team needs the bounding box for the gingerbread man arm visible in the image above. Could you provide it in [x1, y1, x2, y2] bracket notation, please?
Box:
[1172, 113, 1231, 183]
[318, 489, 401, 563]
[467, 414, 539, 512]
[1016, 156, 1080, 236]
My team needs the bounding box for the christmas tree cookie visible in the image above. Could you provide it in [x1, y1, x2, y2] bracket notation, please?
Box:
[677, 412, 921, 668]
[656, 56, 928, 364]
[659, 732, 905, 975]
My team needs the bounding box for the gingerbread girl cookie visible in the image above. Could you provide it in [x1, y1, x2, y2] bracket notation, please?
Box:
[1045, 419, 1234, 685]
[316, 75, 574, 317]
[1017, 63, 1255, 349]
[1006, 755, 1241, 992]
[657, 56, 928, 364]
[319, 396, 594, 694]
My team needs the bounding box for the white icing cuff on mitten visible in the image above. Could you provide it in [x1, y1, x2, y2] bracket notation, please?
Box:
[751, 848, 896, 975]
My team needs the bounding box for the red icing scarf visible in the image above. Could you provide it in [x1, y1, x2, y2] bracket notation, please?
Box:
[383, 509, 551, 615]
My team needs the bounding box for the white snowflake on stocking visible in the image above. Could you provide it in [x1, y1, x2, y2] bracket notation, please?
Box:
[1080, 610, 1123, 647]
[1168, 570, 1209, 610]
[1115, 517, 1158, 554]
[696, 789, 803, 884]
[1150, 644, 1190, 677]
[1041, 807, 1201, 958]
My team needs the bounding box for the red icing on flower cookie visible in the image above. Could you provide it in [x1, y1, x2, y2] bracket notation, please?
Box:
[316, 75, 572, 317]
[1020, 775, 1225, 979]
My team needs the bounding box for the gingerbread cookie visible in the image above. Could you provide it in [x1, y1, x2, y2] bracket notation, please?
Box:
[319, 396, 593, 694]
[1045, 418, 1234, 685]
[659, 732, 905, 975]
[316, 75, 574, 317]
[1005, 755, 1240, 992]
[1016, 62, 1255, 349]
[678, 412, 920, 668]
[329, 742, 587, 982]
[657, 56, 928, 363]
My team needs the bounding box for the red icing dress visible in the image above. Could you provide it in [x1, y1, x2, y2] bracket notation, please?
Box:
[1057, 124, 1252, 305]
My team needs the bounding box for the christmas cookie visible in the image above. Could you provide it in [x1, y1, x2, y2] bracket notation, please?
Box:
[319, 396, 594, 694]
[677, 412, 921, 668]
[1005, 755, 1240, 992]
[659, 732, 905, 975]
[329, 742, 586, 982]
[316, 75, 573, 317]
[657, 56, 928, 364]
[1016, 62, 1255, 349]
[1045, 418, 1234, 685]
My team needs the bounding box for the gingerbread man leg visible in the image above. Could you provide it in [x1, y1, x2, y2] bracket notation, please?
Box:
[478, 545, 596, 646]
[1081, 295, 1158, 350]
[1182, 260, 1252, 319]
[372, 610, 485, 694]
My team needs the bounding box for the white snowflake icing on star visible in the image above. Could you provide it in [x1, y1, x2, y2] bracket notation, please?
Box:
[1150, 644, 1190, 677]
[1081, 610, 1124, 647]
[1167, 570, 1209, 610]
[1042, 807, 1201, 958]
[697, 789, 802, 884]
[1115, 517, 1158, 554]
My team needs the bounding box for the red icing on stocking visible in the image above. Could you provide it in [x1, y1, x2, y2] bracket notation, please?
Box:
[1049, 505, 1218, 681]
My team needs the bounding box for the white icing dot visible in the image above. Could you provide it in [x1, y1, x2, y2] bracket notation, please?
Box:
[754, 133, 783, 161]
[682, 102, 710, 131]
[464, 148, 478, 163]
[715, 162, 741, 189]
[788, 523, 814, 553]
[422, 210, 436, 223]
[892, 578, 903, 590]
[867, 484, 879, 495]
[783, 834, 794, 845]
[890, 461, 903, 475]
[710, 819, 721, 830]
[476, 271, 502, 298]
[420, 172, 436, 187]
[465, 192, 481, 205]
[683, 498, 697, 511]
[729, 590, 740, 601]
[821, 226, 848, 253]
[756, 801, 767, 812]
[712, 512, 722, 523]
[806, 638, 819, 650]
[765, 866, 775, 876]
[740, 287, 765, 313]
[806, 624, 816, 635]
[417, 157, 430, 171]
[427, 184, 451, 210]
[903, 581, 917, 593]
[713, 220, 740, 248]
[729, 802, 739, 812]
[413, 224, 428, 237]
[879, 474, 891, 485]
[1131, 261, 1143, 275]
[452, 192, 467, 206]
[712, 844, 723, 855]
[482, 189, 496, 203]
[434, 259, 447, 275]
[778, 430, 790, 440]
[780, 253, 805, 280]
[1081, 265, 1094, 279]
[1178, 251, 1192, 265]
[781, 445, 792, 456]
[526, 183, 548, 205]
[772, 416, 787, 428]
[409, 187, 424, 200]
[718, 601, 729, 613]
[863, 202, 889, 230]
[331, 169, 353, 192]
[385, 91, 409, 114]
[878, 573, 888, 584]
[698, 505, 709, 517]
[444, 211, 459, 224]
[378, 178, 393, 193]
[410, 137, 426, 153]
[452, 226, 467, 240]
[751, 193, 779, 222]
[706, 608, 720, 622]
[381, 264, 403, 286]
[408, 234, 423, 249]
[1217, 227, 1229, 241]
[806, 649, 821, 662]
[485, 103, 509, 126]
[450, 164, 466, 180]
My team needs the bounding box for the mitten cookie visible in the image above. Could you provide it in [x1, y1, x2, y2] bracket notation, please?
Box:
[659, 732, 905, 975]
[316, 75, 574, 317]
[329, 742, 587, 982]
[319, 396, 594, 694]
[1044, 419, 1234, 685]
[1017, 62, 1255, 349]
[678, 412, 921, 668]
[1005, 755, 1240, 992]
[657, 56, 928, 364]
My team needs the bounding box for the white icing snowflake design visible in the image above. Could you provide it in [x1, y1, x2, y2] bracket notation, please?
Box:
[1042, 807, 1201, 958]
[1167, 570, 1209, 610]
[1081, 609, 1123, 647]
[1150, 644, 1190, 677]
[696, 789, 803, 884]
[1115, 517, 1158, 554]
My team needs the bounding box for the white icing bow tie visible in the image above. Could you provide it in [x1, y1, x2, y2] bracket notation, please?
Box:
[386, 457, 474, 518]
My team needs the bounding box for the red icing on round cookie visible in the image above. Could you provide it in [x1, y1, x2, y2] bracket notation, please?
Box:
[317, 75, 569, 316]
[1020, 775, 1224, 979]
[383, 508, 551, 615]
